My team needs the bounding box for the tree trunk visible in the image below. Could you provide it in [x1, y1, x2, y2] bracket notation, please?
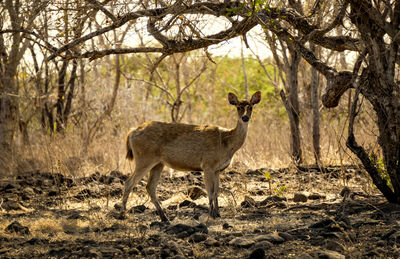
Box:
[310, 43, 320, 164]
[0, 79, 18, 150]
[285, 50, 302, 165]
[346, 72, 399, 203]
[55, 60, 68, 132]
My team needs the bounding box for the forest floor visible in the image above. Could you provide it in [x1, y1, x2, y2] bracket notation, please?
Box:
[1, 165, 400, 258]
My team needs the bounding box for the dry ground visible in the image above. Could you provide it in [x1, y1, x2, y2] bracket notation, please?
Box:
[1, 165, 400, 258]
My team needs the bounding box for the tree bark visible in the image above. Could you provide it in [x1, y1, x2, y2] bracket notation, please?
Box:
[285, 50, 302, 165]
[310, 43, 320, 164]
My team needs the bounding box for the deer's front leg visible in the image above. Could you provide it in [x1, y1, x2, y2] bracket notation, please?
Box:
[204, 169, 220, 218]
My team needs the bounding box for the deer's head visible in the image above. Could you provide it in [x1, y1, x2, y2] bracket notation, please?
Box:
[228, 91, 261, 123]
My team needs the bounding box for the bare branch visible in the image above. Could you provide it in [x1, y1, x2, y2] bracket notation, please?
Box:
[66, 47, 164, 61]
[257, 7, 361, 51]
[0, 29, 57, 52]
[84, 0, 117, 22]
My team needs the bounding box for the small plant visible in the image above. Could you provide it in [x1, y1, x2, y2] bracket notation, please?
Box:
[275, 185, 287, 197]
[259, 169, 272, 194]
[258, 169, 287, 196]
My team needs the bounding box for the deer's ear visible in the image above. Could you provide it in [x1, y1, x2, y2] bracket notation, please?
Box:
[250, 91, 261, 105]
[228, 93, 239, 105]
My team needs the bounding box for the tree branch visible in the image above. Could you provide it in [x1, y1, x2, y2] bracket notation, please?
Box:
[346, 72, 397, 203]
[84, 0, 117, 22]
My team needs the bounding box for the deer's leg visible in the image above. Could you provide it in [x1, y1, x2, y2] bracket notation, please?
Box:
[213, 172, 221, 217]
[146, 163, 169, 222]
[204, 170, 220, 218]
[121, 161, 153, 210]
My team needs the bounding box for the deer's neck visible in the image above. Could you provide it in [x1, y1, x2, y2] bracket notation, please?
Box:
[224, 120, 248, 155]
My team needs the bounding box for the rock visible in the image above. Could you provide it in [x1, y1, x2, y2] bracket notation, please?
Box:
[160, 247, 175, 258]
[293, 192, 308, 202]
[324, 240, 345, 253]
[278, 232, 294, 241]
[22, 187, 35, 199]
[5, 221, 30, 235]
[298, 253, 313, 259]
[179, 199, 196, 208]
[187, 186, 206, 200]
[255, 233, 285, 244]
[47, 190, 58, 196]
[167, 224, 195, 235]
[99, 175, 115, 184]
[49, 248, 68, 258]
[109, 210, 127, 220]
[311, 217, 350, 232]
[74, 189, 94, 200]
[222, 222, 233, 230]
[81, 247, 102, 258]
[258, 195, 287, 206]
[128, 248, 140, 255]
[98, 247, 122, 257]
[128, 205, 147, 213]
[249, 248, 265, 259]
[167, 204, 178, 211]
[109, 187, 122, 197]
[376, 240, 386, 247]
[312, 249, 345, 259]
[150, 221, 168, 230]
[166, 223, 208, 238]
[142, 247, 156, 256]
[194, 223, 208, 234]
[26, 237, 40, 245]
[241, 196, 257, 208]
[189, 233, 208, 243]
[103, 223, 122, 232]
[204, 237, 221, 247]
[253, 240, 273, 250]
[2, 183, 18, 193]
[67, 211, 82, 220]
[114, 203, 124, 211]
[2, 200, 21, 211]
[229, 237, 255, 248]
[308, 193, 326, 200]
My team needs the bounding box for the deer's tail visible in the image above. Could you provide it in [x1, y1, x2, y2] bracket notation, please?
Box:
[126, 132, 134, 160]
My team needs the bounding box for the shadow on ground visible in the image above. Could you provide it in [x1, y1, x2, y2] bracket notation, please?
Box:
[1, 166, 400, 258]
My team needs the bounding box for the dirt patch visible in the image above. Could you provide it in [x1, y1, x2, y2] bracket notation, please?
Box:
[1, 166, 400, 258]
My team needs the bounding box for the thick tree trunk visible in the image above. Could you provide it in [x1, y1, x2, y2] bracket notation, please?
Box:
[310, 43, 320, 164]
[0, 76, 19, 171]
[347, 68, 400, 204]
[55, 60, 68, 133]
[286, 50, 302, 165]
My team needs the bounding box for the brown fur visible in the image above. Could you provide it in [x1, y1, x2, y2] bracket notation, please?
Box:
[121, 91, 261, 221]
[125, 132, 134, 160]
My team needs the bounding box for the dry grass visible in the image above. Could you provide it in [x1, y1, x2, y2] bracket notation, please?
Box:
[8, 86, 379, 181]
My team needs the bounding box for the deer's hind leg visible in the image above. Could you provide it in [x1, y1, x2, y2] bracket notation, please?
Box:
[146, 163, 168, 222]
[121, 158, 156, 211]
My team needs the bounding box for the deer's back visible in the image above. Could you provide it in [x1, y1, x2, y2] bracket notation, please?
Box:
[128, 121, 230, 171]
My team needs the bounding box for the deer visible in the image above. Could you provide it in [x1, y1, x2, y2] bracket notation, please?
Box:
[119, 91, 261, 222]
